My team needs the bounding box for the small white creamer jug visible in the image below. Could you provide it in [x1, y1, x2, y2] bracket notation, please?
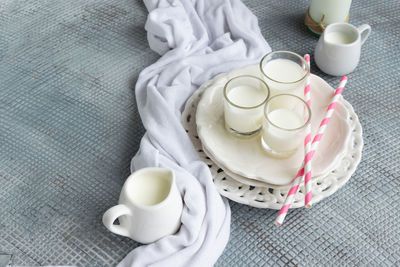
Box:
[103, 167, 182, 244]
[315, 22, 371, 76]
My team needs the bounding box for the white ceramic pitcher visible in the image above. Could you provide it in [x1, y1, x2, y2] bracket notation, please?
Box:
[102, 168, 183, 244]
[315, 22, 371, 76]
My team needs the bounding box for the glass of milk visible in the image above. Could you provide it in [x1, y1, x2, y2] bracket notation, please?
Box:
[260, 51, 309, 103]
[261, 94, 311, 158]
[224, 75, 270, 137]
[309, 0, 352, 25]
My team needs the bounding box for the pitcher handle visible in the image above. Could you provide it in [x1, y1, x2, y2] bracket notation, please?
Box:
[103, 204, 132, 237]
[357, 24, 371, 46]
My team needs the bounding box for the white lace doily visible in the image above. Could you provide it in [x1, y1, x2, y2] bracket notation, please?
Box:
[182, 73, 363, 209]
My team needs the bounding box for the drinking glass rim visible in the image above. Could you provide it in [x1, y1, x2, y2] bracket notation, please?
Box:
[264, 94, 312, 131]
[223, 75, 270, 109]
[259, 50, 309, 84]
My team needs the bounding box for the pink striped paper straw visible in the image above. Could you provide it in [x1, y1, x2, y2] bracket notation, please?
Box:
[275, 75, 348, 226]
[303, 54, 312, 208]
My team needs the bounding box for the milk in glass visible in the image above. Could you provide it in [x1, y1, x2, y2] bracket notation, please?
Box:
[262, 58, 306, 98]
[261, 94, 310, 158]
[224, 85, 268, 134]
[262, 108, 304, 153]
[223, 76, 270, 137]
[309, 0, 352, 25]
[260, 51, 308, 108]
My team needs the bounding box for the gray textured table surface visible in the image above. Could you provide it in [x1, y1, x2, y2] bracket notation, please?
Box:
[0, 0, 399, 266]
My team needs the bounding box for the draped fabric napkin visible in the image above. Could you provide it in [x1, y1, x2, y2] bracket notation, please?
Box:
[119, 0, 271, 266]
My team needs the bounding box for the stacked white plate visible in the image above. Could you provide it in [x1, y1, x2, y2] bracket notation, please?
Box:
[182, 65, 363, 209]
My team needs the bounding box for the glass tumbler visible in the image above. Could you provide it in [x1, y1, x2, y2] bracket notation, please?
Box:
[261, 94, 311, 158]
[224, 75, 270, 137]
[260, 51, 309, 103]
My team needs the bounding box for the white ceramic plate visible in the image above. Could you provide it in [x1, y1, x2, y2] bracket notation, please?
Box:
[196, 65, 351, 185]
[182, 81, 363, 209]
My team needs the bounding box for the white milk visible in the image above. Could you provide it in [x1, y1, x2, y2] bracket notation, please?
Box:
[224, 85, 267, 134]
[325, 31, 354, 44]
[130, 173, 172, 206]
[262, 59, 306, 99]
[228, 85, 266, 107]
[262, 108, 304, 157]
[309, 0, 352, 25]
[262, 59, 305, 83]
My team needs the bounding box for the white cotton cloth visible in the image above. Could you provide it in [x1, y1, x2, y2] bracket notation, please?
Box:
[119, 0, 271, 266]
